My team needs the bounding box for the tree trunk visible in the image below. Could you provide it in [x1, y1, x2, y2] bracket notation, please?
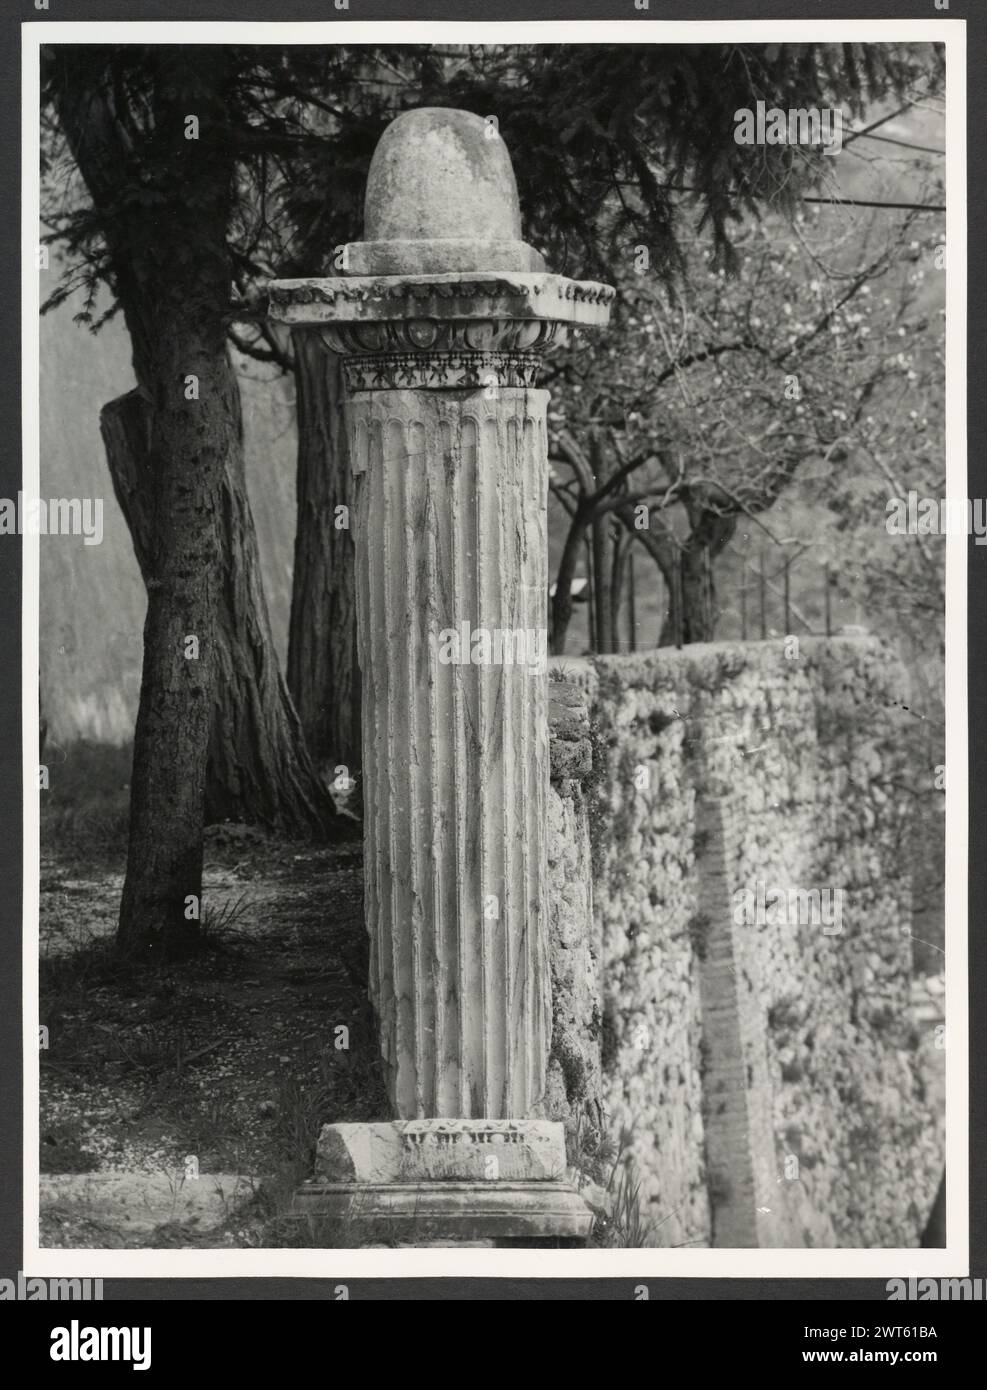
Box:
[54, 49, 343, 957]
[115, 291, 234, 958]
[609, 528, 630, 654]
[588, 431, 616, 655]
[617, 506, 682, 647]
[615, 503, 736, 647]
[287, 332, 361, 792]
[591, 514, 616, 655]
[550, 430, 609, 657]
[101, 389, 340, 838]
[549, 502, 591, 656]
[657, 509, 737, 646]
[98, 390, 156, 588]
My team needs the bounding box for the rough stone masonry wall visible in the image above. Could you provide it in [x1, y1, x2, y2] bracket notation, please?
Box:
[544, 681, 604, 1145]
[545, 638, 944, 1249]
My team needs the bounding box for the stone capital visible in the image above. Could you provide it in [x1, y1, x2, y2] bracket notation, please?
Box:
[267, 273, 614, 391]
[268, 272, 614, 331]
[268, 105, 613, 392]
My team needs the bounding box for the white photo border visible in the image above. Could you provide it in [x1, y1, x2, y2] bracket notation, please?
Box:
[22, 15, 968, 1282]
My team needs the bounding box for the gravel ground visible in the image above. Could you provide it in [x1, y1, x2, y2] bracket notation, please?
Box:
[39, 825, 387, 1246]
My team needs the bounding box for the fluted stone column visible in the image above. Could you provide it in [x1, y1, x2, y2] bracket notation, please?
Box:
[350, 385, 551, 1120]
[270, 108, 612, 1239]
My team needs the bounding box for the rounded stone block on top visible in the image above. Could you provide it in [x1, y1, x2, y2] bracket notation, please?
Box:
[348, 107, 546, 276]
[366, 107, 522, 243]
[344, 239, 545, 276]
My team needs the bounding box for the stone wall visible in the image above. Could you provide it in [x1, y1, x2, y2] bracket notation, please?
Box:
[543, 680, 604, 1149]
[545, 638, 944, 1249]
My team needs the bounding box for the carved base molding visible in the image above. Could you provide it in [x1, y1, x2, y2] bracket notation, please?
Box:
[294, 1119, 594, 1243]
[293, 1180, 593, 1242]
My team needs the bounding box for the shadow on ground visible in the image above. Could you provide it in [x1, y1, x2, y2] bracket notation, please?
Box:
[40, 782, 389, 1248]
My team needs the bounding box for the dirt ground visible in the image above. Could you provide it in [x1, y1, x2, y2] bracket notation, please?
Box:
[39, 819, 390, 1248]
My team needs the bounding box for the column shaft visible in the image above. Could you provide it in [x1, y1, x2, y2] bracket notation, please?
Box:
[349, 387, 551, 1119]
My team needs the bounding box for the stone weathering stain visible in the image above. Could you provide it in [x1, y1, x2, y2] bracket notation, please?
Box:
[365, 109, 524, 240]
[270, 107, 612, 1240]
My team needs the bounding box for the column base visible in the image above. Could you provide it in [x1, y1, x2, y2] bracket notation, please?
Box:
[293, 1179, 593, 1243]
[292, 1119, 594, 1245]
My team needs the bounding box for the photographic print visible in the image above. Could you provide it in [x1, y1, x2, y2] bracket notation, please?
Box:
[22, 19, 964, 1280]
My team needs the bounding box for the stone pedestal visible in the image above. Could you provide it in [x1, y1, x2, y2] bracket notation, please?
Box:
[295, 1120, 591, 1242]
[270, 108, 612, 1242]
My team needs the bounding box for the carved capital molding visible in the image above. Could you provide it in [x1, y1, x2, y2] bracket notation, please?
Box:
[320, 317, 572, 390]
[341, 350, 543, 392]
[268, 272, 615, 329]
[318, 316, 569, 356]
[270, 272, 613, 392]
